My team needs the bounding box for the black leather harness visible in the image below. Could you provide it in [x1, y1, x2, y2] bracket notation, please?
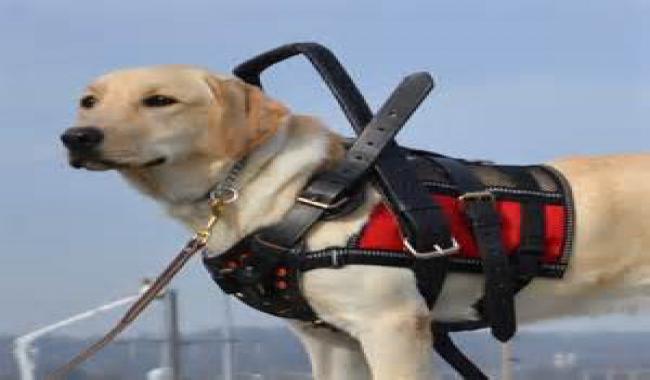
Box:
[203, 43, 575, 379]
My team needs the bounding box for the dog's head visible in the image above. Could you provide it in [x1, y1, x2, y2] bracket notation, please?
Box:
[62, 65, 289, 172]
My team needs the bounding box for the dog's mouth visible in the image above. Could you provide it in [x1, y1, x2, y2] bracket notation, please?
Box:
[69, 155, 167, 171]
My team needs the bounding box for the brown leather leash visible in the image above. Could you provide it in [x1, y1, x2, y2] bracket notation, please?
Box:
[47, 196, 227, 379]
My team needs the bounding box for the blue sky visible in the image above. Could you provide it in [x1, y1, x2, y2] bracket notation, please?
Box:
[0, 0, 649, 338]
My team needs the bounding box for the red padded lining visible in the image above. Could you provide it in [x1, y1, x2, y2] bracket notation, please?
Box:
[358, 195, 566, 264]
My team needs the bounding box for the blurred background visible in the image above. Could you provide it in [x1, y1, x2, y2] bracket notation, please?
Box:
[0, 0, 648, 378]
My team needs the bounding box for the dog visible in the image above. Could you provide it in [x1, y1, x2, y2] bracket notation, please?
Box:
[61, 65, 650, 380]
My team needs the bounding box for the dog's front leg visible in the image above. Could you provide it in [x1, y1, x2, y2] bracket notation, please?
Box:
[355, 307, 436, 380]
[302, 266, 438, 380]
[290, 322, 371, 380]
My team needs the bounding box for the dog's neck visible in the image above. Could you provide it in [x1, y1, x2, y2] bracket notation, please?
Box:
[121, 115, 344, 254]
[121, 155, 230, 205]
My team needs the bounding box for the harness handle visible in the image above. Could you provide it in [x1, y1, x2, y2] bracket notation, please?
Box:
[233, 42, 373, 133]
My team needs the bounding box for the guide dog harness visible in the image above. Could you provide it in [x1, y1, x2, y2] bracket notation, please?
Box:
[201, 43, 576, 379]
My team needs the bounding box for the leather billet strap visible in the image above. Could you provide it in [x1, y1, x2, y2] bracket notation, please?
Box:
[431, 157, 516, 343]
[255, 72, 435, 250]
[234, 42, 455, 255]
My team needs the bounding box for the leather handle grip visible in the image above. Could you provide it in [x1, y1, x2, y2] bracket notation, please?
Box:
[233, 42, 373, 134]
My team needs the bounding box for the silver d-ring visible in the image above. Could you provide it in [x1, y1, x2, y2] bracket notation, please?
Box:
[210, 187, 239, 204]
[403, 237, 460, 259]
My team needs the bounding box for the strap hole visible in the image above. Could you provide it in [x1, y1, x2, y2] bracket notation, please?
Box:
[389, 110, 398, 118]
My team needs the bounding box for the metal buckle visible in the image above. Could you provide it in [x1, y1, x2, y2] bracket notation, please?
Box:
[331, 250, 341, 267]
[403, 237, 460, 259]
[296, 195, 349, 210]
[458, 191, 495, 204]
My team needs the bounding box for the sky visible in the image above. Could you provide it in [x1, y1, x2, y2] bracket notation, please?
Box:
[0, 0, 649, 339]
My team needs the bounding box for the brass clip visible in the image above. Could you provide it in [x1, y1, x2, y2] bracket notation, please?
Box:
[195, 198, 227, 244]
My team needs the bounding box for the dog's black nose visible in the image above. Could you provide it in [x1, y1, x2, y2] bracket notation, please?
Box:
[60, 127, 104, 151]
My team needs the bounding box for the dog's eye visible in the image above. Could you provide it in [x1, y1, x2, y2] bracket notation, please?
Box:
[142, 95, 179, 107]
[80, 95, 98, 109]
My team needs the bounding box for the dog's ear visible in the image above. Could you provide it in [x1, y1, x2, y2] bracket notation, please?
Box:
[204, 74, 289, 158]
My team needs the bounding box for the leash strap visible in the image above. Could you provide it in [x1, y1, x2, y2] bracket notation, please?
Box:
[255, 72, 435, 249]
[47, 238, 206, 380]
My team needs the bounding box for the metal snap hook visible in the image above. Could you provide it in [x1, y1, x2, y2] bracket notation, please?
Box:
[210, 187, 239, 204]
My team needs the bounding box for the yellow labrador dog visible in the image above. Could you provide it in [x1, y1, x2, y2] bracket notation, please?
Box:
[62, 65, 650, 380]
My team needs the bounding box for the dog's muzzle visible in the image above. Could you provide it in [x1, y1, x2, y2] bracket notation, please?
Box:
[61, 126, 107, 169]
[61, 126, 104, 152]
[61, 126, 166, 170]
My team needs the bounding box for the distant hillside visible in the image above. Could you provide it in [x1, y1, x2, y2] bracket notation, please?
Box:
[1, 327, 310, 380]
[2, 329, 650, 379]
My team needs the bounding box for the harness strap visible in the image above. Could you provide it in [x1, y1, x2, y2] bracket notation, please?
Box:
[453, 168, 546, 330]
[433, 332, 489, 380]
[301, 248, 414, 270]
[255, 73, 435, 250]
[436, 274, 533, 334]
[302, 246, 449, 310]
[432, 157, 516, 342]
[501, 167, 546, 276]
[235, 42, 455, 255]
